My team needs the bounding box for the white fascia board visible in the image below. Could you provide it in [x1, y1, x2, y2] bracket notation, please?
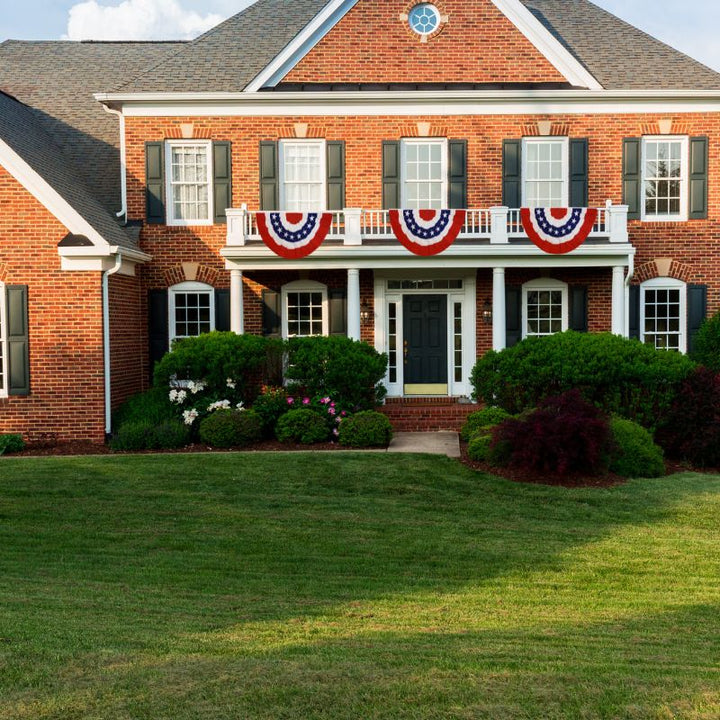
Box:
[245, 0, 361, 92]
[96, 89, 720, 118]
[221, 243, 635, 271]
[491, 0, 602, 90]
[0, 137, 111, 251]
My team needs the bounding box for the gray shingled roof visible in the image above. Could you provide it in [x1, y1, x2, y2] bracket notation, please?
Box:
[0, 40, 185, 213]
[0, 91, 139, 251]
[523, 0, 720, 90]
[115, 0, 720, 92]
[115, 0, 331, 92]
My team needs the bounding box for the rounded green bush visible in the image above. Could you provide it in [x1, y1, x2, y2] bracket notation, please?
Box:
[0, 433, 25, 455]
[467, 433, 493, 462]
[275, 409, 329, 445]
[112, 387, 175, 430]
[337, 411, 393, 448]
[609, 416, 665, 478]
[691, 312, 720, 372]
[152, 419, 191, 450]
[252, 386, 290, 438]
[470, 331, 695, 429]
[460, 406, 512, 442]
[199, 409, 262, 448]
[110, 420, 156, 451]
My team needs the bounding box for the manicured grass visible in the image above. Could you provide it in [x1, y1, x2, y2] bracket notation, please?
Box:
[0, 454, 719, 719]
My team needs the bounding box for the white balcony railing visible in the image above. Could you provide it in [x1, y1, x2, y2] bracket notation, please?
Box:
[226, 203, 628, 248]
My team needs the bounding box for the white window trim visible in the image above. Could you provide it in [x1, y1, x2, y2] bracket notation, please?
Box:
[168, 281, 215, 347]
[281, 280, 329, 339]
[164, 139, 214, 227]
[400, 138, 448, 209]
[640, 277, 687, 353]
[521, 136, 569, 207]
[0, 283, 7, 399]
[641, 135, 689, 222]
[278, 139, 327, 212]
[522, 278, 569, 339]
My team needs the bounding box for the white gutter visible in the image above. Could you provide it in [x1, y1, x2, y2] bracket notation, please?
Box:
[102, 253, 123, 436]
[102, 104, 128, 221]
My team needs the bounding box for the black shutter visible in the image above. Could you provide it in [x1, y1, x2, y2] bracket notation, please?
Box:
[213, 141, 232, 224]
[329, 289, 347, 336]
[148, 290, 169, 375]
[502, 140, 522, 208]
[628, 285, 640, 340]
[569, 139, 589, 207]
[145, 142, 165, 224]
[6, 285, 30, 396]
[326, 141, 346, 211]
[689, 137, 708, 220]
[505, 287, 522, 348]
[382, 141, 401, 209]
[687, 284, 708, 355]
[215, 289, 230, 332]
[448, 139, 468, 209]
[569, 285, 588, 332]
[262, 290, 281, 338]
[259, 141, 279, 210]
[623, 138, 641, 220]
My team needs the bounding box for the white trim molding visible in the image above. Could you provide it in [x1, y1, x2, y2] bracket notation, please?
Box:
[0, 281, 7, 399]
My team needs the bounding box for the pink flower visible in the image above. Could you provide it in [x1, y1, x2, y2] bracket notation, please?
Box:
[333, 428, 339, 437]
[303, 397, 310, 405]
[328, 407, 336, 416]
[320, 396, 331, 405]
[341, 411, 347, 417]
[330, 402, 336, 408]
[287, 397, 294, 405]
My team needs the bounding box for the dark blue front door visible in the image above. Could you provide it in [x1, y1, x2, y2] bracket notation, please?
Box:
[403, 294, 448, 389]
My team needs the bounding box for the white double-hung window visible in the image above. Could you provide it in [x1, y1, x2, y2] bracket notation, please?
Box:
[165, 140, 213, 225]
[522, 279, 569, 338]
[168, 281, 215, 346]
[401, 139, 447, 209]
[0, 283, 6, 398]
[522, 137, 569, 207]
[281, 280, 328, 338]
[642, 136, 688, 221]
[641, 278, 687, 352]
[279, 140, 327, 212]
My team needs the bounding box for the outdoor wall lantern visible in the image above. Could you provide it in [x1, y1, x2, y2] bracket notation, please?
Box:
[360, 301, 372, 323]
[482, 298, 493, 325]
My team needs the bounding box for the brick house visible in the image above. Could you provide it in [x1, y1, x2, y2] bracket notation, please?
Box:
[1, 0, 719, 441]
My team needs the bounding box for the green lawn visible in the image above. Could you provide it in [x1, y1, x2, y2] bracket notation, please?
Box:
[0, 454, 718, 719]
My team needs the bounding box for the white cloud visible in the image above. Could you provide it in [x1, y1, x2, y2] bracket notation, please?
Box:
[64, 0, 224, 41]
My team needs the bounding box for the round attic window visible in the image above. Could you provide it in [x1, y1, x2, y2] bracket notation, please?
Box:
[408, 3, 441, 36]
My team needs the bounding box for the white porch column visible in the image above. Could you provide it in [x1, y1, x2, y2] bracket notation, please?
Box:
[612, 266, 626, 336]
[230, 269, 244, 334]
[347, 268, 361, 341]
[492, 267, 506, 351]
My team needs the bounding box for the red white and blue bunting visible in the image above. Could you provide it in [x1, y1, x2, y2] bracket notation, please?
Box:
[257, 212, 333, 259]
[389, 209, 466, 256]
[521, 207, 598, 255]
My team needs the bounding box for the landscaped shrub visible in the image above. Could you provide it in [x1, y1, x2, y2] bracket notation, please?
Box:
[252, 386, 290, 438]
[467, 433, 493, 462]
[691, 312, 720, 372]
[151, 419, 191, 450]
[285, 336, 388, 410]
[153, 332, 270, 404]
[460, 406, 512, 442]
[275, 408, 329, 445]
[609, 417, 665, 478]
[112, 387, 176, 430]
[471, 331, 695, 429]
[0, 434, 25, 455]
[110, 420, 156, 451]
[490, 390, 612, 476]
[337, 411, 393, 448]
[656, 367, 720, 468]
[199, 409, 263, 448]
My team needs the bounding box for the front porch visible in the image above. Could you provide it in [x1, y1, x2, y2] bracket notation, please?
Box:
[222, 204, 635, 400]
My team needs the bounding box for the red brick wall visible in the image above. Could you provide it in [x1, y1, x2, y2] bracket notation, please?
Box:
[284, 0, 566, 85]
[0, 166, 106, 443]
[109, 273, 146, 410]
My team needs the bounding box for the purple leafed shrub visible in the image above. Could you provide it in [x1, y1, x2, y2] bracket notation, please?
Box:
[491, 389, 611, 476]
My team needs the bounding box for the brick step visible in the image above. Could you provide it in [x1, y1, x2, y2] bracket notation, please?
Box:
[380, 400, 478, 432]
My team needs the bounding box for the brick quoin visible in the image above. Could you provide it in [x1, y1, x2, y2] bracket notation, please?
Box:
[284, 0, 566, 86]
[0, 166, 107, 443]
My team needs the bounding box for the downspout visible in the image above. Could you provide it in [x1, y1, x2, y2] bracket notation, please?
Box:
[624, 252, 635, 338]
[102, 105, 127, 221]
[103, 253, 123, 437]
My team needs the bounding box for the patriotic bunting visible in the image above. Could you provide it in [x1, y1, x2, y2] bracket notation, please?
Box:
[257, 212, 333, 259]
[521, 207, 598, 254]
[389, 209, 466, 256]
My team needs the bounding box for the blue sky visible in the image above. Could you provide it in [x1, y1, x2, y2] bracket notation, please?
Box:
[2, 0, 720, 72]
